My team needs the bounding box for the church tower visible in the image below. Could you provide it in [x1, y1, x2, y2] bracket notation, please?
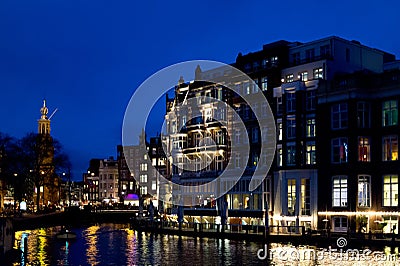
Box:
[36, 100, 58, 208]
[38, 100, 51, 135]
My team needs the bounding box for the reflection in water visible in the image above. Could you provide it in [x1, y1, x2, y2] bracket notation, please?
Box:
[84, 225, 100, 265]
[13, 224, 400, 265]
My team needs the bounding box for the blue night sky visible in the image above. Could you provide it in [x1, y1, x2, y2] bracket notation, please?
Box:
[1, 0, 399, 180]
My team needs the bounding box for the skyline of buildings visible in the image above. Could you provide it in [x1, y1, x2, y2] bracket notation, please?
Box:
[4, 34, 396, 233]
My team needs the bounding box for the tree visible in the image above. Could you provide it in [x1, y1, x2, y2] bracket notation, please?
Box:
[18, 133, 71, 211]
[0, 132, 72, 212]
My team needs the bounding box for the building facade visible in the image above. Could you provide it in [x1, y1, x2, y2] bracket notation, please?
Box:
[98, 157, 119, 203]
[317, 69, 400, 234]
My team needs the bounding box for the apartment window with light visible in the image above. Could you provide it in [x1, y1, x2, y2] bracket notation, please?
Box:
[383, 175, 398, 207]
[287, 179, 296, 216]
[286, 74, 294, 83]
[286, 91, 296, 113]
[151, 181, 156, 191]
[261, 77, 268, 91]
[252, 79, 259, 93]
[299, 71, 308, 81]
[140, 174, 147, 183]
[358, 137, 371, 162]
[331, 103, 348, 129]
[271, 56, 278, 66]
[277, 119, 282, 141]
[262, 59, 269, 68]
[383, 135, 398, 161]
[358, 175, 371, 207]
[313, 67, 324, 79]
[277, 145, 283, 167]
[287, 142, 296, 165]
[332, 176, 348, 207]
[382, 100, 398, 127]
[140, 186, 147, 195]
[306, 118, 316, 137]
[301, 178, 311, 215]
[306, 90, 316, 111]
[286, 116, 296, 139]
[332, 137, 348, 163]
[216, 130, 224, 145]
[306, 141, 316, 165]
[357, 102, 371, 128]
[244, 82, 250, 95]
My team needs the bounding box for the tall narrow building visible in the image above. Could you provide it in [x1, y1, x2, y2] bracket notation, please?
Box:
[35, 100, 59, 207]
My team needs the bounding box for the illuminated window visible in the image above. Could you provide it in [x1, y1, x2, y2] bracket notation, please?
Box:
[140, 186, 147, 195]
[252, 79, 259, 93]
[299, 71, 308, 81]
[357, 102, 370, 128]
[358, 137, 370, 162]
[301, 178, 310, 215]
[306, 141, 316, 165]
[313, 67, 323, 79]
[383, 175, 398, 207]
[140, 163, 148, 171]
[306, 118, 316, 137]
[215, 155, 224, 171]
[151, 181, 156, 191]
[261, 77, 268, 91]
[204, 108, 212, 122]
[332, 137, 348, 163]
[358, 175, 371, 207]
[383, 135, 398, 161]
[382, 100, 398, 127]
[287, 179, 296, 216]
[243, 82, 250, 95]
[271, 56, 278, 66]
[277, 119, 283, 141]
[277, 145, 283, 167]
[262, 59, 269, 68]
[286, 74, 294, 83]
[216, 130, 224, 145]
[331, 103, 348, 129]
[140, 174, 147, 183]
[332, 176, 347, 207]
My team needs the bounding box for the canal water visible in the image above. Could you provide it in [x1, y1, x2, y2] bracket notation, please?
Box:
[13, 223, 400, 265]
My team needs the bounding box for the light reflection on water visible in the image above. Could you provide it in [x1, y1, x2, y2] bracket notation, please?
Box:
[13, 224, 400, 265]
